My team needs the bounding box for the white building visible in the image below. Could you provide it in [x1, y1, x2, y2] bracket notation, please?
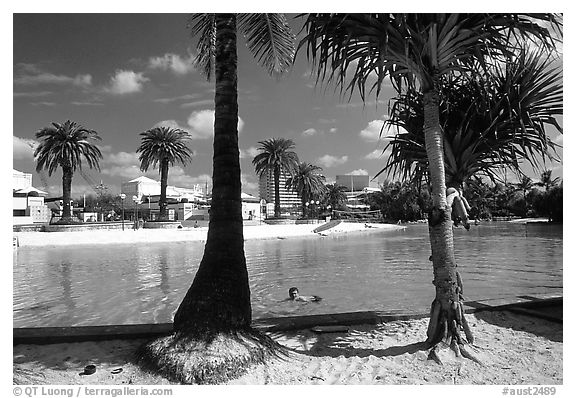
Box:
[13, 169, 50, 225]
[121, 176, 206, 205]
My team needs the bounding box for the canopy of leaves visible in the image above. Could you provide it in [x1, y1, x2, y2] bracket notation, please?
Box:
[285, 162, 327, 200]
[189, 13, 295, 80]
[34, 120, 102, 176]
[137, 127, 193, 172]
[378, 47, 562, 187]
[252, 138, 299, 177]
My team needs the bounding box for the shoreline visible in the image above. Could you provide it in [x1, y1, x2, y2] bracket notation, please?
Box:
[13, 222, 405, 248]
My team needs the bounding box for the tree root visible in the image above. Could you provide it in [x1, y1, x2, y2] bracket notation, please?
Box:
[425, 299, 482, 366]
[135, 327, 289, 384]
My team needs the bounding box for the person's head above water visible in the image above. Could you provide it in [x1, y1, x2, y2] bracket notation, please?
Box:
[288, 287, 300, 299]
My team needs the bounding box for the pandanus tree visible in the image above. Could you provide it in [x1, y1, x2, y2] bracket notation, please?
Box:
[253, 138, 299, 218]
[137, 14, 295, 384]
[285, 162, 327, 218]
[137, 126, 193, 221]
[380, 47, 562, 193]
[34, 120, 102, 224]
[300, 13, 561, 362]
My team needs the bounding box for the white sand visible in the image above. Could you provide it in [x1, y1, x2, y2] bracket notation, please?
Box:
[13, 222, 405, 247]
[13, 311, 562, 385]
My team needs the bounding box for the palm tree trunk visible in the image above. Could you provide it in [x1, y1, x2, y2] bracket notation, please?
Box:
[159, 159, 169, 220]
[173, 13, 251, 333]
[274, 166, 281, 218]
[61, 165, 73, 222]
[422, 89, 474, 356]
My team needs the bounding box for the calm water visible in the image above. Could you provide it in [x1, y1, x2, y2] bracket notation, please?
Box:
[13, 223, 562, 328]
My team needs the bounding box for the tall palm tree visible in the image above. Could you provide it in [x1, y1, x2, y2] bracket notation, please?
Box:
[300, 13, 561, 362]
[252, 138, 299, 218]
[136, 126, 193, 221]
[34, 120, 102, 224]
[285, 162, 326, 218]
[137, 14, 295, 384]
[379, 47, 563, 192]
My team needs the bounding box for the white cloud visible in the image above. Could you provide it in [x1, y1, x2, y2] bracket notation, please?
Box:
[180, 99, 214, 108]
[187, 109, 244, 140]
[149, 53, 196, 75]
[365, 148, 392, 160]
[153, 120, 189, 132]
[360, 118, 405, 142]
[154, 94, 201, 104]
[316, 154, 348, 168]
[105, 70, 149, 95]
[360, 119, 387, 142]
[14, 63, 92, 87]
[239, 147, 260, 159]
[13, 136, 38, 160]
[302, 128, 318, 136]
[348, 169, 369, 176]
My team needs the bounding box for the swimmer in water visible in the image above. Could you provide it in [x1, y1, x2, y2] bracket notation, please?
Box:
[288, 287, 322, 302]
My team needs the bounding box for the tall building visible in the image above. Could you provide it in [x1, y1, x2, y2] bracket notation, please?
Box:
[258, 169, 300, 215]
[336, 174, 370, 192]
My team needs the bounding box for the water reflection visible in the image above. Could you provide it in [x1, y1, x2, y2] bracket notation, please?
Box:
[13, 223, 562, 327]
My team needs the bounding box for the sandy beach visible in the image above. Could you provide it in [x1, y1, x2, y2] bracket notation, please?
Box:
[13, 222, 405, 247]
[13, 310, 562, 385]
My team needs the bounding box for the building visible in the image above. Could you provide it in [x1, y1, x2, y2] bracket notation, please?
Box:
[13, 169, 50, 225]
[336, 174, 370, 192]
[120, 176, 259, 221]
[258, 169, 300, 216]
[120, 176, 207, 221]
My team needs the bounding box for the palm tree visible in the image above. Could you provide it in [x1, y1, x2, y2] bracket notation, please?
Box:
[515, 176, 534, 216]
[300, 13, 561, 362]
[323, 183, 348, 212]
[285, 162, 326, 218]
[252, 138, 299, 218]
[136, 126, 193, 221]
[34, 120, 102, 224]
[137, 14, 295, 384]
[380, 47, 562, 192]
[536, 169, 560, 193]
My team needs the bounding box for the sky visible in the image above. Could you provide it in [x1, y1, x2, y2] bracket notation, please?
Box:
[11, 12, 564, 199]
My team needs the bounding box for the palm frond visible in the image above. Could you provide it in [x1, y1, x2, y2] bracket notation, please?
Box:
[238, 13, 296, 77]
[188, 14, 216, 80]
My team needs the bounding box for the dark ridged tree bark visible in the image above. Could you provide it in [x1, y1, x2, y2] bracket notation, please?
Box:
[273, 165, 281, 218]
[61, 165, 73, 221]
[159, 159, 169, 221]
[174, 14, 251, 331]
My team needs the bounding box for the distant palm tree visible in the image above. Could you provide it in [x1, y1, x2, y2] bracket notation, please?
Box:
[253, 138, 299, 218]
[323, 183, 348, 212]
[137, 126, 192, 221]
[301, 13, 561, 360]
[137, 13, 295, 384]
[34, 120, 102, 224]
[285, 162, 326, 218]
[536, 169, 560, 193]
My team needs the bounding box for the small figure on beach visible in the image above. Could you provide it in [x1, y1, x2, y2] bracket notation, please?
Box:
[288, 287, 322, 302]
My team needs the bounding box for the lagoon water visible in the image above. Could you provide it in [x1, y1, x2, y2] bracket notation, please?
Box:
[13, 223, 562, 328]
